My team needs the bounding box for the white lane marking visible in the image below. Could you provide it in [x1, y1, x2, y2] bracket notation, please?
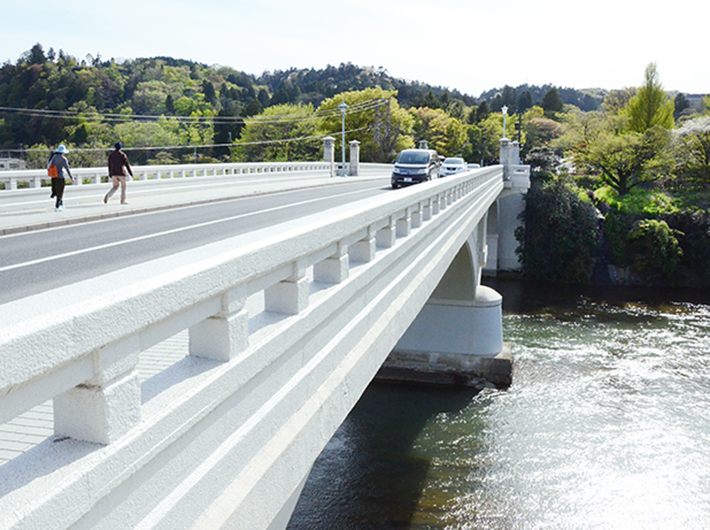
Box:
[0, 186, 382, 273]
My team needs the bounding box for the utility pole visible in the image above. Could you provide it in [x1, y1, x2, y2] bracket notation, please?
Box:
[338, 101, 348, 176]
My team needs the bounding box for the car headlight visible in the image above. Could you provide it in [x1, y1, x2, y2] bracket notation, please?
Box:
[415, 168, 427, 175]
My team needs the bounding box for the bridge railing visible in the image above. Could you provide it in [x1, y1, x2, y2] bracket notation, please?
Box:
[0, 166, 503, 529]
[0, 160, 336, 190]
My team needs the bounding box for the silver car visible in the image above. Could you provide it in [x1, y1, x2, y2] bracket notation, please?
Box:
[439, 157, 468, 177]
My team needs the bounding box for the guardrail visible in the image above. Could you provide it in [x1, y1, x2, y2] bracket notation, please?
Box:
[0, 166, 503, 529]
[0, 161, 336, 190]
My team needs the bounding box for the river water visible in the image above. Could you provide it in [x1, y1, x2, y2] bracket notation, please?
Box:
[287, 279, 710, 529]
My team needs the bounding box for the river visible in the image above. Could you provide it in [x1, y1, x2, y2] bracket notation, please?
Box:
[286, 279, 710, 530]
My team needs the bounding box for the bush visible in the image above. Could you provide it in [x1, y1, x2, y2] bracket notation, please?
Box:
[515, 178, 600, 283]
[594, 185, 678, 215]
[627, 219, 683, 280]
[668, 210, 710, 286]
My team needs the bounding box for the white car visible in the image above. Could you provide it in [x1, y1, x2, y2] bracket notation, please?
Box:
[439, 157, 468, 177]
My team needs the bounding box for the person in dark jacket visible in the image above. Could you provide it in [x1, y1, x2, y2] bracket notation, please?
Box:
[47, 144, 73, 211]
[104, 142, 134, 204]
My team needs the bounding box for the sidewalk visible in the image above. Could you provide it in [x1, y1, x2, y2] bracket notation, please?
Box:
[0, 171, 387, 236]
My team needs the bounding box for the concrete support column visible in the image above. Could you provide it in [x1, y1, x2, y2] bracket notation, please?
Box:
[349, 228, 376, 263]
[387, 286, 511, 387]
[189, 286, 249, 361]
[323, 136, 335, 178]
[432, 196, 441, 216]
[348, 140, 360, 176]
[314, 242, 349, 284]
[265, 263, 309, 314]
[54, 338, 141, 444]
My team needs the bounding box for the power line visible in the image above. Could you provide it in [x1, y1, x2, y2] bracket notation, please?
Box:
[0, 98, 388, 125]
[11, 125, 373, 153]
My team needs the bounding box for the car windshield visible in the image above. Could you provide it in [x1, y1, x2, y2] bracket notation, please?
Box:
[397, 151, 429, 164]
[444, 158, 465, 166]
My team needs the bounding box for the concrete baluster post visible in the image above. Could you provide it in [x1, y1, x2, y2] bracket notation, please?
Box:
[348, 140, 360, 176]
[189, 286, 249, 361]
[396, 212, 411, 238]
[314, 242, 349, 284]
[376, 217, 397, 249]
[349, 226, 377, 263]
[411, 204, 423, 228]
[323, 136, 335, 178]
[265, 262, 309, 314]
[432, 195, 441, 216]
[54, 338, 141, 444]
[423, 198, 433, 221]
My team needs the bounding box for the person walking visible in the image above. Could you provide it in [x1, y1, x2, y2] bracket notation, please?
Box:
[104, 142, 133, 205]
[47, 144, 73, 211]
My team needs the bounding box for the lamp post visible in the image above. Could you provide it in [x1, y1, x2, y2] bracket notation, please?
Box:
[338, 101, 348, 176]
[501, 105, 508, 139]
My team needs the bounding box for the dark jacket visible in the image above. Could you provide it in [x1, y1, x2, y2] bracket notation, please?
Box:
[108, 150, 134, 177]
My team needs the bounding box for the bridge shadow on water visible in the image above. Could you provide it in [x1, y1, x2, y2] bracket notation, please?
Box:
[287, 381, 479, 530]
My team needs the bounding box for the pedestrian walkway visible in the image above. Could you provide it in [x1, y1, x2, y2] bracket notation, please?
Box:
[0, 170, 386, 236]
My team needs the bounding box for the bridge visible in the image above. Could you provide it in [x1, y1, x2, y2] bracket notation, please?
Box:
[0, 140, 529, 529]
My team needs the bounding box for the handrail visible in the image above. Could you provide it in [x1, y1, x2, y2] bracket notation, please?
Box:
[0, 160, 334, 190]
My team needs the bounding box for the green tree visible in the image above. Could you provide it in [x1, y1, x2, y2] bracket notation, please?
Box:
[623, 62, 674, 132]
[233, 103, 321, 162]
[318, 88, 414, 162]
[673, 116, 710, 183]
[515, 178, 600, 283]
[541, 87, 564, 117]
[409, 107, 468, 157]
[673, 93, 690, 120]
[579, 127, 670, 195]
[602, 87, 637, 114]
[627, 219, 683, 280]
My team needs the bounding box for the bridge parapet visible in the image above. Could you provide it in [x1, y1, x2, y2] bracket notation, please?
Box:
[0, 160, 332, 190]
[0, 166, 504, 529]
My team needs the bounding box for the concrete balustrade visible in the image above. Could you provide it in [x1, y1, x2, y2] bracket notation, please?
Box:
[0, 161, 333, 190]
[0, 166, 505, 530]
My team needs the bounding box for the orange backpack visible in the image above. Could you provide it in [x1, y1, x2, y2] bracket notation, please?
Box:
[47, 161, 59, 178]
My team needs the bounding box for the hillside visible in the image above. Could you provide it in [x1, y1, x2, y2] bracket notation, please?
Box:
[0, 43, 607, 152]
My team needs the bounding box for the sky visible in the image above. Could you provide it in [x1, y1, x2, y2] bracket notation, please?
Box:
[2, 0, 708, 98]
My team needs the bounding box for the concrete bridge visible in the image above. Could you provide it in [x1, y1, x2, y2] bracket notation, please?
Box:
[0, 142, 529, 529]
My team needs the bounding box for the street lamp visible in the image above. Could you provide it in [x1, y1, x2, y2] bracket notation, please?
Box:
[338, 101, 348, 176]
[501, 105, 508, 139]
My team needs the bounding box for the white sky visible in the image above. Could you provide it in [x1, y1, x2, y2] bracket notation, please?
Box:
[2, 0, 708, 98]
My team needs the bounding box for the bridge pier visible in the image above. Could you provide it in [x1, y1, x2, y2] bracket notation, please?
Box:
[380, 285, 512, 388]
[378, 232, 512, 389]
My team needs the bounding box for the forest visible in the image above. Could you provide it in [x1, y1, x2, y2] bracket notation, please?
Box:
[2, 44, 710, 287]
[1, 43, 606, 168]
